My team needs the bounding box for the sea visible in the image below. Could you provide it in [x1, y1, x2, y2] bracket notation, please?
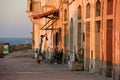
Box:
[0, 38, 32, 45]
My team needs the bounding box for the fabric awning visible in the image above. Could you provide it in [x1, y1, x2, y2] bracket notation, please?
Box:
[33, 9, 59, 19]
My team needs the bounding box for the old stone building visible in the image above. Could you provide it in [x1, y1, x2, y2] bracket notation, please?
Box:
[26, 0, 120, 80]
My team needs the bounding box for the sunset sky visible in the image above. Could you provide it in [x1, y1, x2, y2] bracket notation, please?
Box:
[0, 0, 32, 38]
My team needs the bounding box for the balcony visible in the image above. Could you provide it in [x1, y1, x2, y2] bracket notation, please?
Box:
[26, 0, 60, 16]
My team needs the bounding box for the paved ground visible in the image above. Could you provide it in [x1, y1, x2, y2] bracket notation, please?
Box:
[0, 50, 112, 80]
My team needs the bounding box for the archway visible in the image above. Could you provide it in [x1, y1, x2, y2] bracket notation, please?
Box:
[70, 18, 74, 51]
[78, 5, 82, 19]
[107, 0, 113, 15]
[64, 24, 68, 51]
[86, 3, 91, 18]
[96, 0, 101, 16]
[64, 9, 67, 21]
[95, 21, 101, 72]
[77, 23, 82, 51]
[106, 19, 113, 77]
[85, 21, 90, 70]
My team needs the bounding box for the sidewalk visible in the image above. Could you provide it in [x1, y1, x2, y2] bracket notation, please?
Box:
[0, 50, 112, 80]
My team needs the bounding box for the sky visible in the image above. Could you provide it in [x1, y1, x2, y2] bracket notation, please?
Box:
[0, 0, 32, 38]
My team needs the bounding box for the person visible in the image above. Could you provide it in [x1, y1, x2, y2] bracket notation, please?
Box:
[55, 47, 60, 64]
[74, 53, 78, 62]
[37, 34, 46, 64]
[59, 48, 63, 64]
[34, 48, 38, 59]
[39, 35, 44, 51]
[37, 50, 43, 64]
[51, 47, 59, 64]
[78, 48, 84, 63]
[45, 49, 49, 64]
[51, 50, 56, 64]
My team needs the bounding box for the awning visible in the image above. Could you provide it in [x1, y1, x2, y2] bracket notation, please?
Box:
[33, 9, 59, 19]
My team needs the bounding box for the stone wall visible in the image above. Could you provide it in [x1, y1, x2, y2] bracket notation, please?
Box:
[10, 44, 32, 52]
[113, 0, 120, 80]
[0, 43, 32, 53]
[0, 44, 4, 58]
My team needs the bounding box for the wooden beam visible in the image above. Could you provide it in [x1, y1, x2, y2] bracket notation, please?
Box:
[41, 28, 59, 30]
[41, 19, 51, 29]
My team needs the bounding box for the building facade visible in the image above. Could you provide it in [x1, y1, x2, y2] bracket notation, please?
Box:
[26, 0, 120, 80]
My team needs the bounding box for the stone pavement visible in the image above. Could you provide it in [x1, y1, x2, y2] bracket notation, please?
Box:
[0, 50, 112, 80]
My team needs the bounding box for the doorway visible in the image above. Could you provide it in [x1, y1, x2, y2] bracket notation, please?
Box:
[95, 21, 101, 72]
[70, 18, 74, 51]
[85, 21, 90, 70]
[106, 19, 113, 77]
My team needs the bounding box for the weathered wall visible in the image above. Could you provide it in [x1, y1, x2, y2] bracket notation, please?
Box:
[113, 0, 120, 80]
[27, 0, 120, 80]
[102, 0, 114, 78]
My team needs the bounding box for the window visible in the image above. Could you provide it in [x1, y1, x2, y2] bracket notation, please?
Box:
[86, 22, 90, 33]
[30, 0, 33, 11]
[86, 3, 91, 18]
[96, 21, 101, 32]
[86, 22, 90, 54]
[83, 32, 85, 41]
[107, 0, 113, 15]
[64, 24, 67, 47]
[96, 0, 101, 16]
[78, 23, 82, 46]
[64, 9, 67, 21]
[31, 1, 41, 12]
[70, 18, 74, 50]
[78, 5, 82, 19]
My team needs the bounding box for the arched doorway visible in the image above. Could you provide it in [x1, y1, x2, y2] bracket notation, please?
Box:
[107, 0, 113, 15]
[64, 24, 68, 51]
[95, 21, 101, 72]
[96, 0, 101, 16]
[85, 21, 90, 71]
[64, 9, 67, 21]
[86, 3, 91, 18]
[78, 5, 82, 19]
[53, 31, 59, 48]
[106, 19, 113, 77]
[78, 23, 82, 51]
[63, 9, 68, 51]
[70, 18, 74, 51]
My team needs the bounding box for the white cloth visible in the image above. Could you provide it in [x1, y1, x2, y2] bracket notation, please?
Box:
[45, 50, 49, 59]
[68, 60, 72, 70]
[34, 52, 37, 59]
[68, 52, 75, 70]
[69, 53, 75, 62]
